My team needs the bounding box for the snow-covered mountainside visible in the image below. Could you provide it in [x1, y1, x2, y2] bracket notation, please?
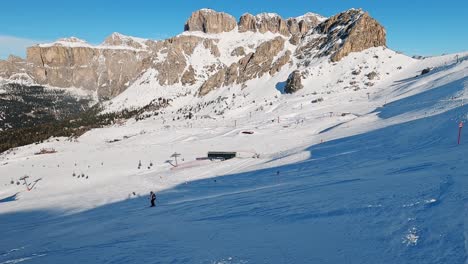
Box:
[0, 6, 468, 264]
[1, 50, 467, 262]
[0, 8, 384, 100]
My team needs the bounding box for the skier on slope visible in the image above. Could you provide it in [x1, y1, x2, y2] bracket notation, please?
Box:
[149, 191, 156, 207]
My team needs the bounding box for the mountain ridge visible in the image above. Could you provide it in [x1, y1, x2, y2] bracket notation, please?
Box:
[0, 8, 385, 100]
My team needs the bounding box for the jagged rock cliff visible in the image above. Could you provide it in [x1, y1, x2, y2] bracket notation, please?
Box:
[200, 36, 287, 96]
[318, 10, 386, 62]
[184, 9, 237, 34]
[26, 42, 151, 98]
[238, 12, 324, 37]
[296, 9, 386, 63]
[0, 8, 386, 99]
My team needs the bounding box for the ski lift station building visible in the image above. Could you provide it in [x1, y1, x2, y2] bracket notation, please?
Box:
[207, 151, 257, 160]
[207, 151, 237, 160]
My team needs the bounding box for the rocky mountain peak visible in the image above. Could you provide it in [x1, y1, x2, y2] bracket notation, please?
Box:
[296, 12, 326, 32]
[36, 37, 91, 48]
[255, 12, 282, 21]
[296, 12, 327, 23]
[6, 55, 24, 63]
[317, 9, 386, 62]
[254, 13, 290, 36]
[238, 12, 291, 36]
[295, 9, 386, 63]
[102, 32, 148, 49]
[57, 37, 87, 43]
[238, 13, 257, 32]
[184, 9, 237, 34]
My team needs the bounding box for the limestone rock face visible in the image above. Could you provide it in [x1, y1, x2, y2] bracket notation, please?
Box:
[296, 9, 386, 63]
[313, 9, 386, 62]
[270, 51, 292, 75]
[25, 44, 151, 98]
[298, 21, 309, 35]
[287, 18, 300, 35]
[231, 47, 246, 57]
[184, 9, 237, 34]
[238, 12, 324, 37]
[255, 13, 290, 36]
[199, 68, 226, 96]
[329, 12, 386, 62]
[297, 13, 324, 33]
[237, 36, 285, 83]
[181, 66, 197, 86]
[238, 13, 257, 33]
[203, 39, 221, 57]
[198, 37, 287, 95]
[0, 33, 217, 98]
[284, 70, 303, 93]
[152, 35, 203, 86]
[0, 56, 27, 79]
[289, 34, 302, 45]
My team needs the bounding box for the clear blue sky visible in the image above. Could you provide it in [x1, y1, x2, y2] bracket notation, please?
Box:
[1, 0, 467, 59]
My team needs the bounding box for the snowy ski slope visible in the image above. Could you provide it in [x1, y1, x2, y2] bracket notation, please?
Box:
[0, 51, 467, 263]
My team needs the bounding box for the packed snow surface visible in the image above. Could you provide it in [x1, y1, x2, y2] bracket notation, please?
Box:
[0, 51, 467, 263]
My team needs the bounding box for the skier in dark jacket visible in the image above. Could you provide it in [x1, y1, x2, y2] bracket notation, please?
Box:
[150, 191, 156, 207]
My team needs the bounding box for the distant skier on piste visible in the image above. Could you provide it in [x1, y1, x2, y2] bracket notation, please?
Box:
[149, 191, 156, 207]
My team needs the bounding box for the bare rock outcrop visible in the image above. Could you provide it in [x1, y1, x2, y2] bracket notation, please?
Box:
[181, 66, 196, 86]
[25, 43, 151, 98]
[238, 13, 257, 33]
[152, 35, 205, 86]
[203, 39, 221, 57]
[198, 37, 287, 95]
[237, 36, 285, 83]
[0, 32, 217, 98]
[297, 13, 324, 33]
[255, 13, 290, 36]
[239, 13, 291, 36]
[199, 68, 226, 96]
[316, 9, 386, 62]
[238, 12, 325, 37]
[287, 18, 300, 35]
[231, 47, 246, 57]
[270, 51, 292, 75]
[296, 9, 386, 63]
[184, 9, 237, 34]
[0, 56, 28, 79]
[284, 70, 303, 93]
